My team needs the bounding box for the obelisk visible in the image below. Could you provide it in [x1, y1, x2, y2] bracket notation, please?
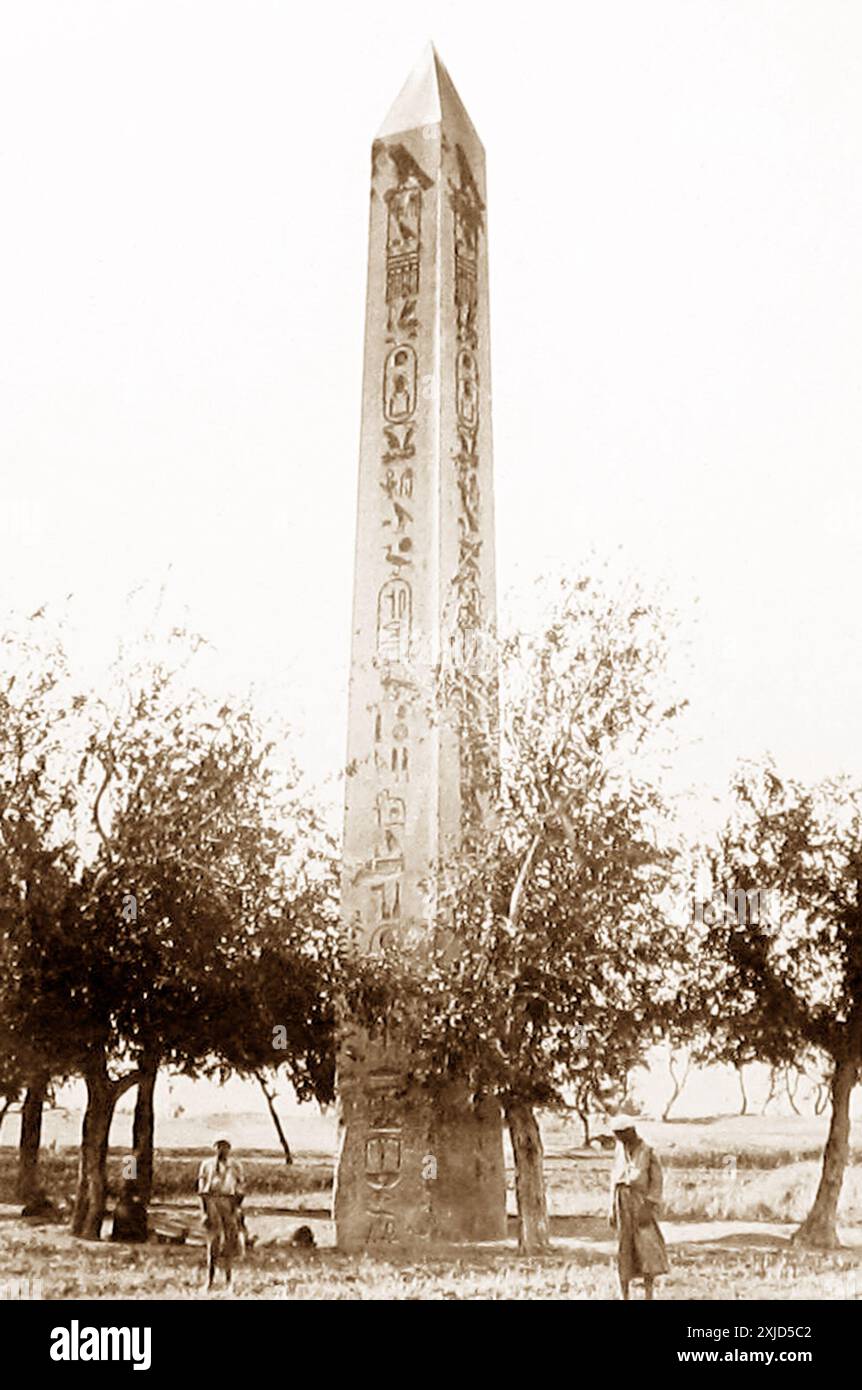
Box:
[334, 46, 506, 1250]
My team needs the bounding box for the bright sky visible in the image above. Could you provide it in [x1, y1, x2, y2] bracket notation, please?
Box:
[2, 0, 860, 837]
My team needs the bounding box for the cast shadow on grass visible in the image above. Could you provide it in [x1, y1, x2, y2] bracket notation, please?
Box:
[661, 1115, 739, 1126]
[683, 1230, 791, 1249]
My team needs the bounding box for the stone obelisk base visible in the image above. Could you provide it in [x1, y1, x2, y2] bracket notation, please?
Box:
[334, 1056, 506, 1250]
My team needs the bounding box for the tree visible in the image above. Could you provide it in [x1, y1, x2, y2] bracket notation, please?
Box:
[131, 1057, 159, 1205]
[201, 864, 339, 1162]
[65, 633, 336, 1235]
[1, 619, 337, 1237]
[17, 1073, 50, 1202]
[0, 1093, 15, 1140]
[784, 1066, 803, 1117]
[801, 1053, 833, 1116]
[697, 763, 862, 1248]
[253, 1072, 293, 1164]
[761, 1064, 780, 1116]
[661, 1045, 693, 1122]
[570, 1037, 638, 1146]
[0, 620, 84, 1205]
[347, 574, 687, 1253]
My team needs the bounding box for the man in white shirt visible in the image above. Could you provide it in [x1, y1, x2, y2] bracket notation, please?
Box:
[197, 1139, 245, 1289]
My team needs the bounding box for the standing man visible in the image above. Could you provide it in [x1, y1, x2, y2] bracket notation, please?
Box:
[607, 1115, 669, 1300]
[197, 1138, 244, 1290]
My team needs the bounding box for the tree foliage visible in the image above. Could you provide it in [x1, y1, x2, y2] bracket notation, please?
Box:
[696, 761, 862, 1246]
[347, 573, 688, 1250]
[0, 621, 338, 1235]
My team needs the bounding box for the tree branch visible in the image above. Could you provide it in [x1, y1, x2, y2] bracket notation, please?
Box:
[92, 752, 114, 863]
[109, 1068, 143, 1100]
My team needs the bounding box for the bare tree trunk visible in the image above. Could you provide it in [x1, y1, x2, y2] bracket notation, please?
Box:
[662, 1049, 691, 1121]
[71, 1067, 113, 1239]
[71, 1055, 139, 1240]
[17, 1074, 48, 1204]
[761, 1065, 778, 1116]
[736, 1064, 749, 1116]
[792, 1058, 856, 1250]
[254, 1070, 293, 1164]
[132, 1056, 158, 1203]
[577, 1107, 591, 1146]
[785, 1068, 801, 1116]
[504, 1098, 550, 1255]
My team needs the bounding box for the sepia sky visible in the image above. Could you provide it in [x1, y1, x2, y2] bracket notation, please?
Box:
[2, 0, 861, 837]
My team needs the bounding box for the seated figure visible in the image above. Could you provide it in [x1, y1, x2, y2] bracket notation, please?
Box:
[21, 1186, 59, 1221]
[111, 1179, 149, 1243]
[291, 1224, 316, 1249]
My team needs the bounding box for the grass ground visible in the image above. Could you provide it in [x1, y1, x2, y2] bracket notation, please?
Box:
[2, 1111, 861, 1300]
[2, 1206, 862, 1300]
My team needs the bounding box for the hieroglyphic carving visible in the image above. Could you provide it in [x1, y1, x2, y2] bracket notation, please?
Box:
[383, 144, 433, 338]
[449, 144, 490, 843]
[383, 538, 413, 569]
[369, 918, 424, 956]
[367, 1212, 398, 1242]
[382, 424, 415, 463]
[455, 461, 480, 534]
[377, 744, 409, 781]
[365, 1133, 402, 1189]
[365, 1065, 403, 1240]
[376, 787, 406, 832]
[451, 509, 483, 646]
[386, 183, 420, 274]
[450, 143, 485, 351]
[372, 694, 411, 786]
[454, 422, 478, 465]
[381, 467, 414, 501]
[381, 345, 417, 573]
[384, 345, 417, 422]
[387, 499, 413, 534]
[367, 872, 400, 950]
[456, 348, 479, 429]
[379, 146, 426, 607]
[377, 578, 411, 662]
[357, 145, 435, 1236]
[386, 194, 419, 303]
[371, 876, 401, 923]
[353, 782, 404, 883]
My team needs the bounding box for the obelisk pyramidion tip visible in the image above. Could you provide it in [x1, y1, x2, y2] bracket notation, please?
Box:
[376, 43, 482, 145]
